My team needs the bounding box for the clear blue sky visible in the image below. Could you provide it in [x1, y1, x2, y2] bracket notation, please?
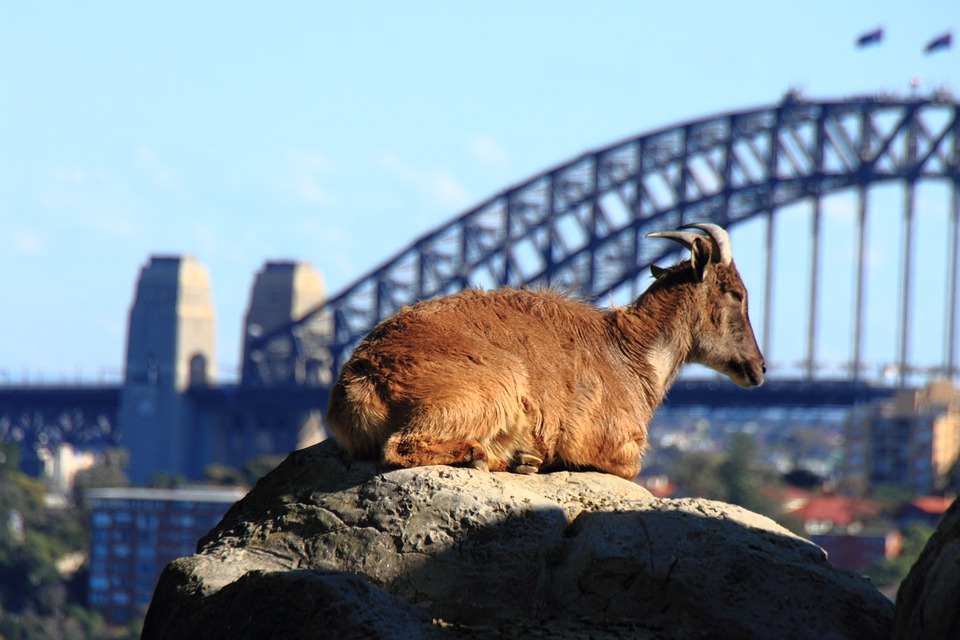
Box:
[0, 1, 956, 383]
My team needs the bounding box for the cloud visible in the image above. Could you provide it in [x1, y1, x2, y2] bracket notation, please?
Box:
[376, 151, 471, 209]
[40, 167, 139, 238]
[283, 150, 335, 206]
[9, 230, 42, 255]
[135, 146, 186, 196]
[467, 135, 508, 170]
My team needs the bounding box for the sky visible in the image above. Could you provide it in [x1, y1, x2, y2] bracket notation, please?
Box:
[0, 1, 956, 385]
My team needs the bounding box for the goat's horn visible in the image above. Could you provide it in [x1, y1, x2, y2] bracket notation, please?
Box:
[678, 223, 732, 265]
[646, 230, 702, 250]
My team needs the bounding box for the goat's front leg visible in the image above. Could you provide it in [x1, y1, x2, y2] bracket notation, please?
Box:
[382, 432, 489, 470]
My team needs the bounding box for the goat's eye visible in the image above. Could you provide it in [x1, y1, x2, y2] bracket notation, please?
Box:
[729, 290, 744, 303]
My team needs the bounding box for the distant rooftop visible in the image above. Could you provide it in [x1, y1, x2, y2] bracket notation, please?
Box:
[907, 496, 955, 515]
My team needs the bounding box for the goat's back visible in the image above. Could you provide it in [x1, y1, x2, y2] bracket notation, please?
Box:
[326, 287, 626, 458]
[353, 287, 607, 360]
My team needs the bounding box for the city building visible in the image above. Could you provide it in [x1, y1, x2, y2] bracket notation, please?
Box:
[787, 495, 884, 536]
[810, 530, 903, 573]
[843, 380, 960, 495]
[36, 443, 96, 495]
[86, 486, 246, 624]
[786, 494, 900, 572]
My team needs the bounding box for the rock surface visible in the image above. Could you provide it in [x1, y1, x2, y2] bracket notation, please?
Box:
[142, 440, 893, 639]
[892, 496, 960, 640]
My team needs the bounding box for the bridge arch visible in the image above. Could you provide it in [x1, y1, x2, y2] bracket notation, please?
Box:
[243, 92, 960, 391]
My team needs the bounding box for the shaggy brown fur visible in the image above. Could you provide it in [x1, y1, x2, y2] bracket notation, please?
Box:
[326, 234, 764, 480]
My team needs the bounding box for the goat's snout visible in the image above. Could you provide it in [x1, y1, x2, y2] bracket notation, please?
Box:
[730, 356, 765, 388]
[747, 358, 766, 387]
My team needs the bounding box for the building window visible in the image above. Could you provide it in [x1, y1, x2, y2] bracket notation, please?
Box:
[135, 561, 156, 580]
[137, 514, 158, 529]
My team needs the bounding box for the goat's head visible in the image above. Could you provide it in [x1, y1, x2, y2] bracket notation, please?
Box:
[647, 223, 765, 387]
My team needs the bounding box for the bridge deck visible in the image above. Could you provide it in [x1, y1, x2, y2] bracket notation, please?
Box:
[0, 378, 900, 452]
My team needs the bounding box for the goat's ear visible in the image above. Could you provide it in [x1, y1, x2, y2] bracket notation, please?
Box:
[650, 264, 668, 279]
[691, 236, 712, 282]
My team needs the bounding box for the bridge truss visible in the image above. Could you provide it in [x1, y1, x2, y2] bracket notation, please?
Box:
[0, 386, 121, 450]
[243, 93, 960, 397]
[6, 92, 960, 457]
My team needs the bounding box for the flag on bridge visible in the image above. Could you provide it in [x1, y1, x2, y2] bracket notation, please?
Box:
[855, 27, 884, 47]
[924, 31, 952, 54]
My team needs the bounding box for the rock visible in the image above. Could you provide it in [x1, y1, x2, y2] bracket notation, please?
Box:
[892, 496, 960, 640]
[142, 440, 892, 639]
[143, 566, 432, 640]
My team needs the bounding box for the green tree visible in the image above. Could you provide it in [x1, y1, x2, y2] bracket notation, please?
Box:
[717, 433, 780, 516]
[670, 449, 723, 499]
[203, 463, 245, 486]
[73, 449, 129, 497]
[242, 455, 285, 485]
[0, 467, 73, 614]
[0, 444, 141, 639]
[669, 433, 782, 520]
[866, 484, 914, 510]
[145, 472, 188, 489]
[862, 522, 935, 588]
[203, 455, 284, 488]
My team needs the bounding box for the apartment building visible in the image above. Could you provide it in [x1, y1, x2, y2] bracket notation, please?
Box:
[86, 486, 246, 624]
[843, 381, 960, 495]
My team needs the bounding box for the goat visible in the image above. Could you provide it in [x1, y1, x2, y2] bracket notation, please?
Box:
[326, 223, 765, 480]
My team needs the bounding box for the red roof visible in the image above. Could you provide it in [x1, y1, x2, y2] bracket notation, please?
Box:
[908, 496, 954, 515]
[762, 485, 811, 504]
[787, 496, 883, 526]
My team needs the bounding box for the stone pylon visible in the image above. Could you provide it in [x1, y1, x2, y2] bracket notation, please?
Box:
[119, 256, 216, 484]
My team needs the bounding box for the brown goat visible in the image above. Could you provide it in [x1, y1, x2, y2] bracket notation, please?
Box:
[326, 223, 765, 480]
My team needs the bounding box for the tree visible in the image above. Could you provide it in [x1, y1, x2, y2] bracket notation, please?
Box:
[669, 433, 782, 520]
[862, 522, 935, 588]
[203, 455, 285, 488]
[0, 445, 141, 639]
[0, 466, 72, 615]
[203, 464, 245, 486]
[670, 449, 723, 499]
[73, 449, 129, 494]
[242, 455, 285, 485]
[145, 472, 188, 489]
[717, 433, 780, 516]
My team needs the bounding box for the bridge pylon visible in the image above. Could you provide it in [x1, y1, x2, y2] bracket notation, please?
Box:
[118, 256, 216, 484]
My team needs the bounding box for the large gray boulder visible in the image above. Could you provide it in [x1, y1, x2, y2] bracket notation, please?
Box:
[142, 440, 892, 639]
[893, 496, 960, 640]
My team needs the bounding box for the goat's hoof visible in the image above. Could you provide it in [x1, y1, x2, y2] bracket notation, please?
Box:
[459, 440, 490, 472]
[469, 458, 490, 472]
[510, 452, 543, 475]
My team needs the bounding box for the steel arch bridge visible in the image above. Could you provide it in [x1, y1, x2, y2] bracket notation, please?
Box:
[244, 92, 960, 403]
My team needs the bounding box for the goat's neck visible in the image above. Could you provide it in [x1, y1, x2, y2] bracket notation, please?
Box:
[614, 284, 695, 401]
